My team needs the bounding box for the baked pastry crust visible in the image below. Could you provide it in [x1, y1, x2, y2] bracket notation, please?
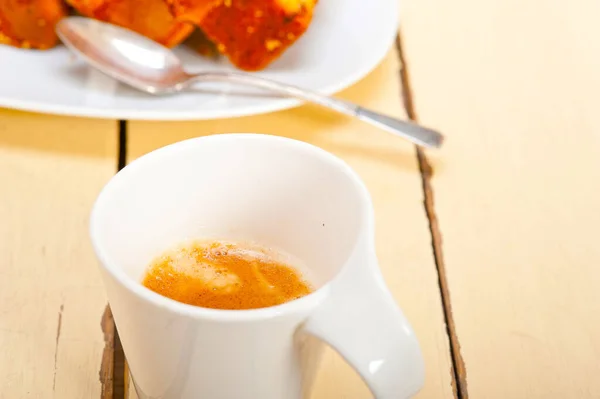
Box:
[0, 0, 67, 49]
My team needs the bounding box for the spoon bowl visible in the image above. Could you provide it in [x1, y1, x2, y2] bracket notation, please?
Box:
[57, 17, 189, 94]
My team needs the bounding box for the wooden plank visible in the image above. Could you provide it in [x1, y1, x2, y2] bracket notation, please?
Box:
[125, 49, 454, 398]
[0, 110, 118, 398]
[400, 0, 600, 397]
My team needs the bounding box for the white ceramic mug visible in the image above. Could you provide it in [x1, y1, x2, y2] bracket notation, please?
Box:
[90, 133, 424, 399]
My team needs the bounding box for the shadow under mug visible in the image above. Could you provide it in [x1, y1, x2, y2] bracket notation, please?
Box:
[90, 133, 424, 399]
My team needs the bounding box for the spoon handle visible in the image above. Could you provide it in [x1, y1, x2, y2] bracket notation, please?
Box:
[189, 71, 444, 149]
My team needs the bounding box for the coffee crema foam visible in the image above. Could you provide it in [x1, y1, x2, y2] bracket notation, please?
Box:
[142, 240, 313, 310]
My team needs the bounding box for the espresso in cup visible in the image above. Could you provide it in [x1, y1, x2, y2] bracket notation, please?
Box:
[142, 240, 313, 310]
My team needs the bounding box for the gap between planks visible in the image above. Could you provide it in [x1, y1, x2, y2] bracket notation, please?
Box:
[100, 120, 128, 399]
[395, 34, 468, 399]
[113, 120, 128, 398]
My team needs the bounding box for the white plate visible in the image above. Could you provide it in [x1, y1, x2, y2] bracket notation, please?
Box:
[0, 0, 398, 120]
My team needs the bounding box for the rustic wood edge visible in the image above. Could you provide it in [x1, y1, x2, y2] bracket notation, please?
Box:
[395, 33, 468, 399]
[100, 305, 115, 399]
[99, 120, 128, 399]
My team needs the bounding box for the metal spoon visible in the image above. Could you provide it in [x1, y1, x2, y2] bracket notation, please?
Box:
[56, 16, 443, 148]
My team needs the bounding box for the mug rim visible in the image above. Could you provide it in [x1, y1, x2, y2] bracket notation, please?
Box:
[90, 133, 374, 322]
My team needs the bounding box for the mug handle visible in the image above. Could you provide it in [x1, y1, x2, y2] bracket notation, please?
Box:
[301, 248, 425, 399]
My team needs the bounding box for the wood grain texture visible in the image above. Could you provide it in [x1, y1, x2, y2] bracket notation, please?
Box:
[0, 110, 117, 398]
[400, 0, 600, 397]
[124, 50, 454, 398]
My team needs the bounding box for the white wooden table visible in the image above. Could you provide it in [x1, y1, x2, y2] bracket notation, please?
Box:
[2, 0, 599, 397]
